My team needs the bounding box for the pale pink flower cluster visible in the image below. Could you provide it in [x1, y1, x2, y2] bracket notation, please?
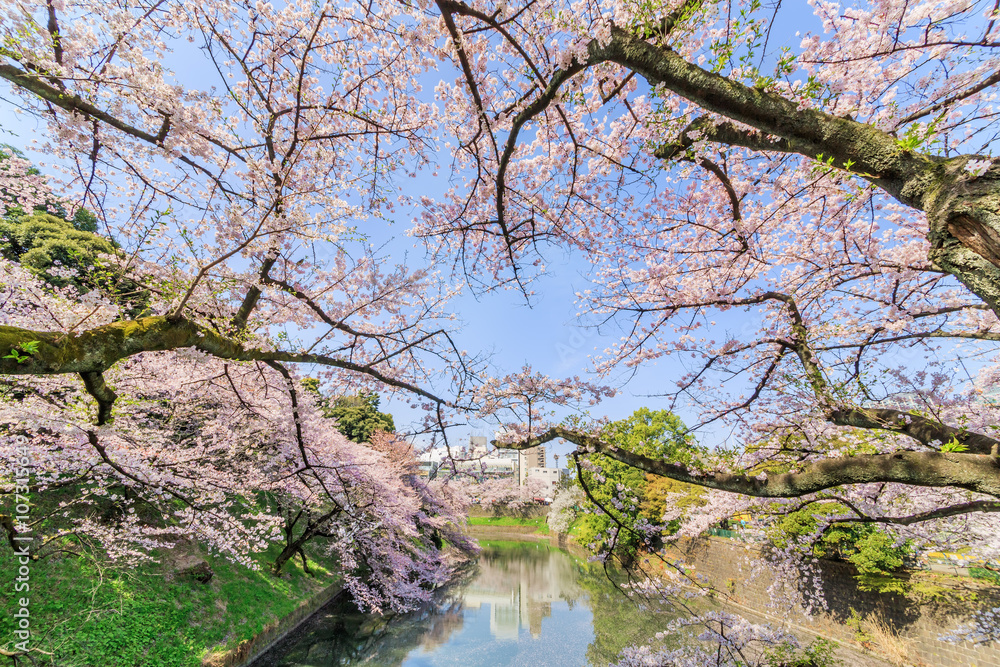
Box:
[612, 611, 800, 667]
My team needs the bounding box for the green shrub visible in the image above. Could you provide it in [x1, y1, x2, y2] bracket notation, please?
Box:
[768, 505, 914, 594]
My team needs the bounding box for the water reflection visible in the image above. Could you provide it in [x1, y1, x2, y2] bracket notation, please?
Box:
[252, 541, 679, 667]
[464, 541, 584, 640]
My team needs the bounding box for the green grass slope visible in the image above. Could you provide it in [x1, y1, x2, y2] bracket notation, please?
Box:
[0, 544, 338, 667]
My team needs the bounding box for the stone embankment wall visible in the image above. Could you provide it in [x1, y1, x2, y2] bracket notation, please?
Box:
[201, 582, 342, 667]
[467, 505, 549, 519]
[468, 524, 541, 534]
[472, 525, 1000, 666]
[662, 536, 1000, 667]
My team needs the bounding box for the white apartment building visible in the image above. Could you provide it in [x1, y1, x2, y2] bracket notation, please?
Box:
[525, 467, 560, 498]
[518, 445, 546, 486]
[417, 435, 521, 480]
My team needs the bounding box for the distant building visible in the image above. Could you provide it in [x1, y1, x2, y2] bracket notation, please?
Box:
[492, 447, 519, 461]
[525, 467, 560, 498]
[469, 435, 489, 458]
[417, 435, 521, 481]
[415, 459, 439, 479]
[518, 446, 546, 486]
[458, 456, 517, 478]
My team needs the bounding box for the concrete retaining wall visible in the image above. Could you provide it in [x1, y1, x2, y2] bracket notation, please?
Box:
[662, 536, 1000, 667]
[201, 581, 343, 667]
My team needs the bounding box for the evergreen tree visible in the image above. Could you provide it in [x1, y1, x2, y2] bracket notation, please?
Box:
[323, 390, 395, 444]
[0, 148, 146, 311]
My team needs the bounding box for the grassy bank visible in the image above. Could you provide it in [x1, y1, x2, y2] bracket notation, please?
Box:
[466, 515, 549, 533]
[0, 543, 338, 667]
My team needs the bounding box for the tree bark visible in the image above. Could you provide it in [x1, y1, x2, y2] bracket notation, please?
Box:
[0, 316, 447, 422]
[588, 27, 1000, 317]
[272, 506, 340, 575]
[500, 426, 1000, 498]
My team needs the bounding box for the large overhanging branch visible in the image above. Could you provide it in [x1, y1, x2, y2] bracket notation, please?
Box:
[813, 496, 1000, 527]
[0, 316, 450, 423]
[864, 500, 1000, 526]
[827, 407, 1000, 456]
[231, 251, 278, 333]
[589, 289, 1000, 455]
[494, 22, 1000, 316]
[0, 61, 162, 147]
[594, 27, 943, 207]
[749, 293, 1000, 456]
[496, 426, 1000, 498]
[600, 25, 1000, 316]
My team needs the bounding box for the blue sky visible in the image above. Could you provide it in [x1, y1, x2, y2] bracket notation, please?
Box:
[0, 105, 693, 465]
[355, 182, 702, 463]
[0, 1, 833, 466]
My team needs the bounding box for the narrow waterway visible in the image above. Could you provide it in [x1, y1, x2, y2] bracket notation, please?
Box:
[250, 540, 687, 666]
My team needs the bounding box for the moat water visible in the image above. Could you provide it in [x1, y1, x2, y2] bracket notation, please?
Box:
[250, 540, 686, 666]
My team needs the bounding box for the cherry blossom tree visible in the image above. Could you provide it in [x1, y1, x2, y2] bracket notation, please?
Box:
[421, 0, 1000, 540]
[5, 0, 1000, 639]
[0, 0, 471, 423]
[0, 0, 488, 612]
[0, 257, 472, 612]
[430, 471, 548, 515]
[475, 475, 548, 513]
[0, 3, 603, 619]
[547, 485, 585, 533]
[611, 611, 831, 667]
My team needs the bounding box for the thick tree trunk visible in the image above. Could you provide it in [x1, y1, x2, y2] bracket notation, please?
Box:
[273, 534, 311, 575]
[272, 507, 340, 575]
[923, 168, 1000, 315]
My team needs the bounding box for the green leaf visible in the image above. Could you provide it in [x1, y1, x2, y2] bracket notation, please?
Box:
[940, 438, 969, 453]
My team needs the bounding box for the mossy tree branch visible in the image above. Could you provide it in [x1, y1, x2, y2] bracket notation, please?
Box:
[472, 25, 1000, 317]
[0, 317, 449, 423]
[595, 27, 1000, 315]
[497, 426, 1000, 498]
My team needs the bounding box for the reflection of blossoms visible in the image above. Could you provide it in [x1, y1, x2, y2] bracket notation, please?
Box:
[612, 611, 800, 667]
[942, 606, 1000, 644]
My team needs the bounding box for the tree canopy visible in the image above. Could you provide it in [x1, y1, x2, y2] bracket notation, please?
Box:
[572, 408, 701, 561]
[324, 392, 396, 444]
[2, 0, 1000, 648]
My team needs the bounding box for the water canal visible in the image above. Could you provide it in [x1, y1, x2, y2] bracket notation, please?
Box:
[250, 540, 688, 666]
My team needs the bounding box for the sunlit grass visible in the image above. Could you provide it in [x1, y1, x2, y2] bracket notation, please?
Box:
[0, 543, 338, 667]
[466, 515, 549, 533]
